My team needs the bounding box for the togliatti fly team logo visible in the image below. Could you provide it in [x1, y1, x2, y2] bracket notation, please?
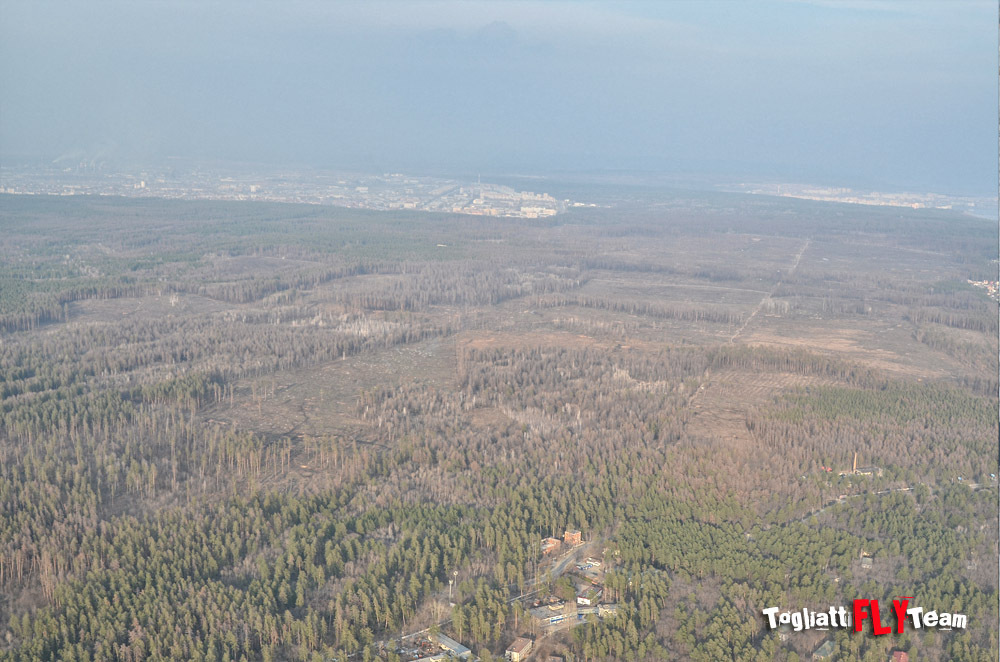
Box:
[763, 598, 968, 634]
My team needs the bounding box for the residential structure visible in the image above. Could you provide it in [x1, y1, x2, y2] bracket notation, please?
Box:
[576, 587, 603, 606]
[813, 639, 836, 660]
[506, 637, 533, 662]
[839, 452, 882, 477]
[430, 633, 471, 659]
[598, 604, 619, 618]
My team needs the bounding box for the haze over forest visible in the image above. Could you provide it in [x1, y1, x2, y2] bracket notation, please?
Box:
[2, 0, 997, 197]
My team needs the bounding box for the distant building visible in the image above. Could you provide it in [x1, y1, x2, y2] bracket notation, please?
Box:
[530, 604, 570, 627]
[430, 633, 471, 659]
[890, 651, 909, 662]
[813, 639, 836, 660]
[564, 530, 582, 546]
[861, 556, 873, 569]
[506, 637, 533, 662]
[542, 537, 562, 555]
[598, 604, 619, 618]
[577, 587, 602, 606]
[840, 451, 882, 477]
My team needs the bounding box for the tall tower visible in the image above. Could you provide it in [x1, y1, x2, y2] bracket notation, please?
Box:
[853, 452, 858, 473]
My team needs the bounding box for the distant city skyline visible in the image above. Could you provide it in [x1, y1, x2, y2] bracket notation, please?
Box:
[2, 1, 997, 197]
[5, 160, 994, 221]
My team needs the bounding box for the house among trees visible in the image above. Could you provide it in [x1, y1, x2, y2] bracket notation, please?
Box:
[541, 537, 562, 555]
[506, 637, 533, 661]
[598, 603, 619, 618]
[577, 586, 603, 606]
[839, 452, 882, 477]
[890, 651, 909, 662]
[430, 633, 471, 659]
[813, 639, 836, 660]
[563, 529, 582, 545]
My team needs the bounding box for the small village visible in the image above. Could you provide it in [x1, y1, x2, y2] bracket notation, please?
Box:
[967, 279, 999, 302]
[381, 519, 937, 661]
[387, 530, 617, 662]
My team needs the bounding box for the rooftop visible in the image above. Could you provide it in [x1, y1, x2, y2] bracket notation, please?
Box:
[431, 633, 471, 658]
[814, 639, 836, 659]
[507, 637, 533, 654]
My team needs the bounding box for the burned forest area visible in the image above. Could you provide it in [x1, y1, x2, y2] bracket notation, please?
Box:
[0, 189, 997, 662]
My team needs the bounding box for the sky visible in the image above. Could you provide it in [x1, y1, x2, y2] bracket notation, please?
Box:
[1, 0, 997, 195]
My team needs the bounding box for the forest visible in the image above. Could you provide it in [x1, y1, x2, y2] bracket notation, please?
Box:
[0, 188, 996, 661]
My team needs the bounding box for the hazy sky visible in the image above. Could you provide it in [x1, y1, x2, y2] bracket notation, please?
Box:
[2, 1, 996, 194]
